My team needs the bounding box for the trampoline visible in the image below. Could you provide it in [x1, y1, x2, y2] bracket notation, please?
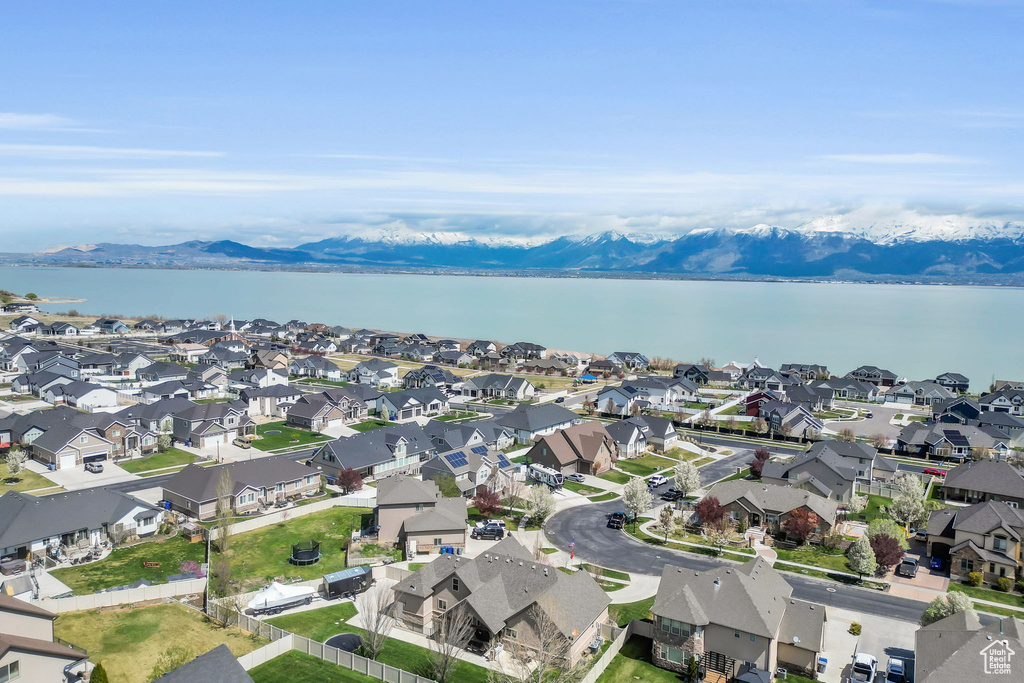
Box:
[289, 540, 322, 566]
[325, 633, 363, 652]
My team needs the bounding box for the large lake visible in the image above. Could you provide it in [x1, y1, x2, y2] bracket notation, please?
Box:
[1, 266, 1018, 391]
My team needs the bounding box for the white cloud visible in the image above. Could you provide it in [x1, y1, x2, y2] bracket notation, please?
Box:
[819, 153, 975, 165]
[0, 112, 97, 132]
[0, 144, 222, 159]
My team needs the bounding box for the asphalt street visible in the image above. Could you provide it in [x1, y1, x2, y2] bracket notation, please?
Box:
[545, 499, 930, 623]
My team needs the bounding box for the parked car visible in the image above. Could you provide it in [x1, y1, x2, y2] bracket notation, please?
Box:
[915, 529, 928, 541]
[233, 437, 252, 449]
[851, 653, 878, 682]
[85, 462, 104, 473]
[865, 412, 874, 418]
[662, 491, 682, 502]
[474, 519, 507, 530]
[471, 525, 505, 540]
[466, 628, 491, 654]
[648, 474, 668, 488]
[897, 557, 920, 578]
[565, 473, 586, 483]
[886, 657, 907, 683]
[608, 511, 626, 530]
[554, 396, 565, 403]
[929, 556, 944, 570]
[923, 467, 947, 477]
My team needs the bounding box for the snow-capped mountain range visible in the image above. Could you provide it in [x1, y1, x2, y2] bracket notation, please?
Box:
[10, 216, 1024, 281]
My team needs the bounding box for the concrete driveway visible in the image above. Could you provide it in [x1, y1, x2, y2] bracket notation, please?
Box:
[825, 403, 904, 440]
[818, 606, 917, 683]
[42, 460, 138, 489]
[890, 539, 949, 600]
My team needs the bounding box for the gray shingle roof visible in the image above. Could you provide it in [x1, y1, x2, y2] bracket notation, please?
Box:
[154, 644, 254, 683]
[943, 460, 1024, 499]
[377, 475, 440, 506]
[497, 403, 579, 432]
[163, 458, 313, 504]
[705, 480, 839, 523]
[916, 611, 1024, 683]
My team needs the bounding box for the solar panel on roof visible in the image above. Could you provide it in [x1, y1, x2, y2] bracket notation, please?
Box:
[471, 445, 488, 455]
[444, 450, 469, 468]
[496, 454, 511, 468]
[943, 430, 971, 448]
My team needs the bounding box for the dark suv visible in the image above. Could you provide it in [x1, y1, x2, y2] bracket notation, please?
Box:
[608, 512, 626, 530]
[471, 525, 505, 540]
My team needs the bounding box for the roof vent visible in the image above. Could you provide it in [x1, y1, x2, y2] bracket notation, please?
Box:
[543, 568, 548, 576]
[713, 578, 721, 589]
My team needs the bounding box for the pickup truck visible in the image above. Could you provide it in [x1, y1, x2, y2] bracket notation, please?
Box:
[608, 512, 626, 530]
[897, 557, 919, 578]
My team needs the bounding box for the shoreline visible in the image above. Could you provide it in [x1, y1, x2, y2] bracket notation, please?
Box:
[2, 261, 1022, 289]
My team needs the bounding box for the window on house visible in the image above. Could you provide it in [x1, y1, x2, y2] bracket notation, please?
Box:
[990, 563, 996, 573]
[961, 558, 974, 572]
[80, 436, 88, 443]
[734, 630, 741, 638]
[667, 647, 683, 664]
[506, 628, 518, 639]
[0, 660, 20, 683]
[452, 578, 460, 592]
[437, 599, 447, 611]
[416, 504, 424, 512]
[434, 538, 442, 546]
[994, 536, 1008, 551]
[749, 633, 756, 643]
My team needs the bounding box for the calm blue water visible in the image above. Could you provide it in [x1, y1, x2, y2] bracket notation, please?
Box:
[1, 266, 1019, 390]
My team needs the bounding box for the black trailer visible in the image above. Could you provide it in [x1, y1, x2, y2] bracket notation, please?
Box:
[323, 566, 372, 599]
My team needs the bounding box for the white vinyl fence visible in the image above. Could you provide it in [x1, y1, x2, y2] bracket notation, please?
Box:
[37, 577, 208, 613]
[578, 622, 629, 683]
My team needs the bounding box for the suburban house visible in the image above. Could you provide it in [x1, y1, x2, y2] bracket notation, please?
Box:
[308, 423, 435, 480]
[434, 350, 474, 367]
[153, 644, 254, 683]
[584, 359, 622, 376]
[140, 379, 218, 403]
[605, 418, 650, 458]
[933, 396, 983, 424]
[347, 358, 400, 387]
[249, 349, 290, 371]
[374, 475, 467, 552]
[162, 458, 320, 519]
[674, 363, 711, 385]
[289, 356, 343, 381]
[606, 351, 650, 371]
[460, 373, 536, 401]
[701, 480, 839, 536]
[171, 402, 255, 449]
[421, 446, 517, 496]
[779, 363, 829, 382]
[597, 376, 698, 415]
[497, 403, 582, 444]
[238, 384, 303, 418]
[392, 536, 610, 665]
[0, 489, 161, 560]
[7, 315, 39, 333]
[501, 341, 547, 360]
[30, 424, 115, 471]
[808, 378, 881, 402]
[914, 610, 1024, 683]
[939, 460, 1024, 507]
[897, 423, 1009, 460]
[170, 343, 210, 364]
[39, 322, 79, 337]
[525, 421, 618, 475]
[115, 397, 196, 433]
[979, 387, 1024, 416]
[0, 594, 90, 682]
[422, 418, 516, 453]
[466, 340, 498, 356]
[41, 380, 119, 410]
[285, 395, 349, 432]
[844, 365, 898, 387]
[933, 372, 970, 394]
[137, 362, 190, 383]
[785, 384, 835, 413]
[756, 400, 824, 439]
[379, 388, 450, 422]
[761, 440, 894, 502]
[885, 381, 956, 407]
[737, 366, 799, 393]
[231, 368, 289, 389]
[402, 365, 459, 391]
[651, 558, 826, 680]
[926, 501, 1024, 585]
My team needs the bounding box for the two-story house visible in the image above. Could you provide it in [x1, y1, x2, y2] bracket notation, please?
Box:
[651, 558, 826, 680]
[171, 402, 254, 449]
[761, 440, 894, 502]
[525, 421, 618, 476]
[0, 594, 89, 681]
[460, 373, 536, 401]
[496, 403, 582, 444]
[844, 365, 898, 387]
[392, 536, 609, 665]
[885, 381, 956, 407]
[606, 351, 650, 371]
[379, 388, 450, 422]
[402, 365, 459, 391]
[926, 501, 1024, 586]
[347, 358, 399, 387]
[374, 475, 467, 551]
[420, 446, 517, 497]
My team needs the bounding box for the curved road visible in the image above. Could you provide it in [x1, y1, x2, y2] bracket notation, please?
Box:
[546, 499, 929, 624]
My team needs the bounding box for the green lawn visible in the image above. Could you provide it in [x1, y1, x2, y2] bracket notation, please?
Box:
[433, 411, 477, 422]
[666, 448, 702, 462]
[563, 481, 604, 496]
[718, 468, 750, 482]
[589, 492, 619, 502]
[599, 470, 632, 484]
[118, 448, 196, 473]
[539, 547, 559, 555]
[54, 603, 263, 683]
[348, 419, 400, 433]
[581, 564, 630, 582]
[266, 602, 358, 641]
[973, 603, 1024, 619]
[227, 506, 373, 591]
[609, 597, 654, 627]
[270, 606, 489, 683]
[1, 461, 58, 492]
[50, 534, 206, 593]
[253, 421, 332, 451]
[598, 636, 686, 683]
[774, 546, 851, 573]
[848, 494, 892, 524]
[296, 377, 350, 387]
[616, 454, 676, 477]
[407, 562, 427, 570]
[250, 650, 382, 683]
[949, 583, 1024, 608]
[692, 456, 715, 467]
[718, 404, 744, 415]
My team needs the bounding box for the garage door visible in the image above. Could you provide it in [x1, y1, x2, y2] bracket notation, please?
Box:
[401, 409, 413, 419]
[59, 452, 77, 470]
[83, 451, 108, 463]
[326, 418, 344, 428]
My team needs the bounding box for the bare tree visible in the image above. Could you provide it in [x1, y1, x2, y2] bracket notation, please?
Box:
[357, 579, 396, 661]
[696, 409, 714, 429]
[603, 398, 616, 416]
[837, 427, 856, 442]
[505, 476, 526, 510]
[699, 357, 716, 370]
[870, 433, 889, 450]
[776, 423, 792, 441]
[725, 416, 738, 433]
[488, 606, 586, 683]
[752, 418, 768, 437]
[215, 467, 234, 553]
[429, 604, 475, 683]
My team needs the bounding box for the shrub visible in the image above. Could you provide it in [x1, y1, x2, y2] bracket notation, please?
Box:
[968, 572, 984, 587]
[90, 663, 109, 683]
[997, 576, 1013, 592]
[849, 622, 862, 635]
[1016, 579, 1024, 594]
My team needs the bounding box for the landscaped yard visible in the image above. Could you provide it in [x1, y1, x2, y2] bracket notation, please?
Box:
[227, 506, 373, 590]
[581, 564, 630, 582]
[50, 534, 207, 593]
[949, 582, 1024, 609]
[599, 470, 632, 484]
[666, 448, 702, 462]
[269, 604, 489, 683]
[54, 603, 264, 683]
[1, 461, 58, 492]
[433, 411, 477, 422]
[266, 602, 357, 641]
[563, 480, 604, 496]
[589, 492, 619, 502]
[118, 447, 196, 474]
[609, 597, 654, 627]
[616, 453, 675, 477]
[774, 546, 851, 573]
[692, 456, 715, 467]
[597, 636, 683, 682]
[296, 377, 350, 387]
[717, 467, 750, 482]
[253, 421, 332, 451]
[250, 650, 382, 683]
[847, 494, 892, 524]
[349, 419, 400, 432]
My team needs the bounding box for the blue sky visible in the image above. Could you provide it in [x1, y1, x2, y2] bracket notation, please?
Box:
[1, 1, 1023, 250]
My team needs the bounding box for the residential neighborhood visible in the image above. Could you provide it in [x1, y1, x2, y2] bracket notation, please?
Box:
[0, 311, 1022, 683]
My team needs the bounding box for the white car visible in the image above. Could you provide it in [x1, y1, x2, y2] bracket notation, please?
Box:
[648, 475, 668, 487]
[851, 652, 878, 682]
[565, 473, 586, 483]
